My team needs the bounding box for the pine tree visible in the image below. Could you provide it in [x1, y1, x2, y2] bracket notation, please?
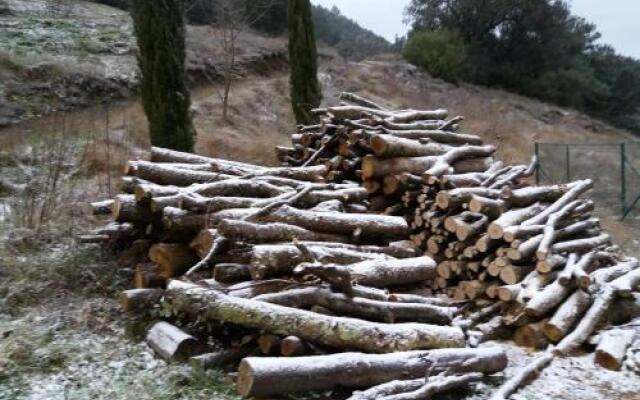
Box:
[131, 0, 196, 152]
[288, 0, 322, 125]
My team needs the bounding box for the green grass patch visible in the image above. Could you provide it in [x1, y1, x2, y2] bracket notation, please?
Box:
[0, 16, 133, 58]
[0, 246, 126, 315]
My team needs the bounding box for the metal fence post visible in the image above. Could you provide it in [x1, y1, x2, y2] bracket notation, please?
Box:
[535, 142, 540, 185]
[565, 144, 571, 182]
[621, 143, 627, 217]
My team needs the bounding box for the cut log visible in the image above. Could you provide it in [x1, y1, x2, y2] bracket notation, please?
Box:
[135, 179, 290, 203]
[514, 320, 549, 349]
[135, 161, 232, 186]
[468, 196, 506, 220]
[588, 259, 639, 290]
[145, 321, 202, 362]
[556, 264, 640, 354]
[165, 283, 466, 353]
[236, 347, 507, 397]
[340, 92, 386, 110]
[257, 334, 281, 355]
[218, 279, 302, 299]
[250, 244, 391, 280]
[424, 145, 496, 177]
[113, 194, 154, 223]
[436, 187, 501, 210]
[260, 205, 408, 239]
[217, 218, 350, 243]
[150, 147, 262, 172]
[595, 328, 636, 371]
[292, 257, 436, 289]
[362, 154, 492, 180]
[383, 129, 483, 145]
[348, 379, 425, 400]
[536, 200, 582, 260]
[370, 134, 452, 158]
[521, 179, 593, 226]
[372, 373, 484, 400]
[280, 336, 311, 356]
[550, 233, 611, 256]
[125, 160, 212, 175]
[347, 257, 436, 288]
[253, 286, 455, 324]
[120, 176, 152, 193]
[502, 183, 573, 208]
[536, 254, 567, 274]
[468, 316, 510, 346]
[488, 203, 546, 239]
[543, 289, 592, 342]
[524, 278, 574, 318]
[149, 243, 199, 278]
[557, 251, 614, 286]
[222, 164, 329, 182]
[498, 285, 521, 302]
[500, 265, 533, 285]
[180, 194, 276, 214]
[162, 207, 255, 232]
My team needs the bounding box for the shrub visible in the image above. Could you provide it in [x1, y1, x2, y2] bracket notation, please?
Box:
[403, 29, 471, 83]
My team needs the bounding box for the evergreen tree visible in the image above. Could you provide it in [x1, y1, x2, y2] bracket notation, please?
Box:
[131, 0, 195, 151]
[288, 0, 322, 125]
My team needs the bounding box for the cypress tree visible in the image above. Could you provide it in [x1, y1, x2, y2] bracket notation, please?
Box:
[131, 0, 196, 152]
[288, 0, 322, 125]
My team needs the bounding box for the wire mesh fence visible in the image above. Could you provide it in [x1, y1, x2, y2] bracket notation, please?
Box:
[535, 142, 640, 220]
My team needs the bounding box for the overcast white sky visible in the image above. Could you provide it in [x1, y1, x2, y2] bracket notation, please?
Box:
[310, 0, 640, 59]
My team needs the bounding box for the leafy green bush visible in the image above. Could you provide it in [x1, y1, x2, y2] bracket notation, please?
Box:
[403, 29, 470, 83]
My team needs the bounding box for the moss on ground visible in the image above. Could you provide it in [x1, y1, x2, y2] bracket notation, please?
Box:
[0, 16, 133, 58]
[0, 246, 127, 315]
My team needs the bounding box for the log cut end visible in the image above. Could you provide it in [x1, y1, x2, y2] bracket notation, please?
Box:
[542, 324, 564, 343]
[237, 359, 257, 397]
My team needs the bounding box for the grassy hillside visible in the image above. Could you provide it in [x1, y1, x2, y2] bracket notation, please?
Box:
[0, 0, 287, 126]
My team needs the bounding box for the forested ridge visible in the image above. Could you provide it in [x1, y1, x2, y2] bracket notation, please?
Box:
[92, 0, 639, 131]
[91, 0, 392, 61]
[403, 0, 640, 131]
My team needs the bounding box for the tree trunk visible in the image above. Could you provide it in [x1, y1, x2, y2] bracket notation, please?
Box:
[288, 0, 321, 124]
[131, 0, 195, 151]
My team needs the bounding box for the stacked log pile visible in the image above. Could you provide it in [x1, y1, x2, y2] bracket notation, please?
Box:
[88, 93, 640, 399]
[89, 145, 508, 398]
[281, 93, 640, 395]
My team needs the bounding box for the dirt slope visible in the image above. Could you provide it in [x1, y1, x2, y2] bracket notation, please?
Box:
[0, 0, 287, 125]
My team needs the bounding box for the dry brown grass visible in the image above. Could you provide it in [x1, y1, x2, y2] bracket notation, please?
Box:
[325, 54, 633, 165]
